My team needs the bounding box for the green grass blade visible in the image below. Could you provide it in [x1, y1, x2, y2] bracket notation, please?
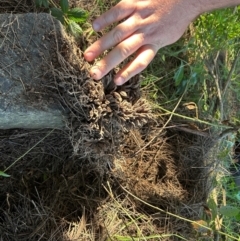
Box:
[60, 0, 69, 13]
[174, 61, 185, 87]
[0, 171, 10, 178]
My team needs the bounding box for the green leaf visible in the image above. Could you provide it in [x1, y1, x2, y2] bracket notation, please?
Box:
[176, 80, 187, 95]
[35, 0, 49, 8]
[50, 8, 64, 24]
[235, 212, 240, 221]
[42, 0, 49, 8]
[60, 0, 69, 13]
[35, 0, 42, 7]
[219, 205, 240, 217]
[174, 62, 185, 87]
[67, 8, 88, 23]
[236, 191, 240, 201]
[0, 171, 10, 177]
[68, 20, 83, 37]
[207, 198, 218, 220]
[189, 72, 198, 87]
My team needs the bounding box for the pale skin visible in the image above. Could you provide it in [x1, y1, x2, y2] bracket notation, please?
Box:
[84, 0, 240, 85]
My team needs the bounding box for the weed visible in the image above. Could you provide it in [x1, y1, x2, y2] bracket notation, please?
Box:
[194, 7, 240, 52]
[35, 0, 88, 38]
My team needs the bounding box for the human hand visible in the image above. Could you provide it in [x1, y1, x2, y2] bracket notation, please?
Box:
[84, 0, 200, 85]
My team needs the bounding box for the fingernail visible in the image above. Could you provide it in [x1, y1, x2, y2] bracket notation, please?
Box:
[84, 51, 94, 61]
[114, 76, 125, 86]
[93, 22, 100, 32]
[90, 67, 102, 80]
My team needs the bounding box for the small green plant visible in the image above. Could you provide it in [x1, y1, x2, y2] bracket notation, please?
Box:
[35, 0, 88, 38]
[194, 7, 240, 52]
[51, 0, 88, 37]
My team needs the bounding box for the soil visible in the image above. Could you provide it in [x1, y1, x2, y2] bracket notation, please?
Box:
[0, 1, 219, 241]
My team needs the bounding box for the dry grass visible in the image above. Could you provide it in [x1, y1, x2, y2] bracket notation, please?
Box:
[0, 1, 222, 241]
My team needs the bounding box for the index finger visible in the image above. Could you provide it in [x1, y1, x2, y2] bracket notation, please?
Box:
[92, 0, 136, 31]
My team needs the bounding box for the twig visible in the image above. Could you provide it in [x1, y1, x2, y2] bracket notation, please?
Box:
[206, 52, 224, 121]
[172, 126, 210, 137]
[222, 49, 240, 97]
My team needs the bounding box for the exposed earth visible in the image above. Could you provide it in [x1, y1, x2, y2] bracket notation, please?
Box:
[0, 1, 238, 241]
